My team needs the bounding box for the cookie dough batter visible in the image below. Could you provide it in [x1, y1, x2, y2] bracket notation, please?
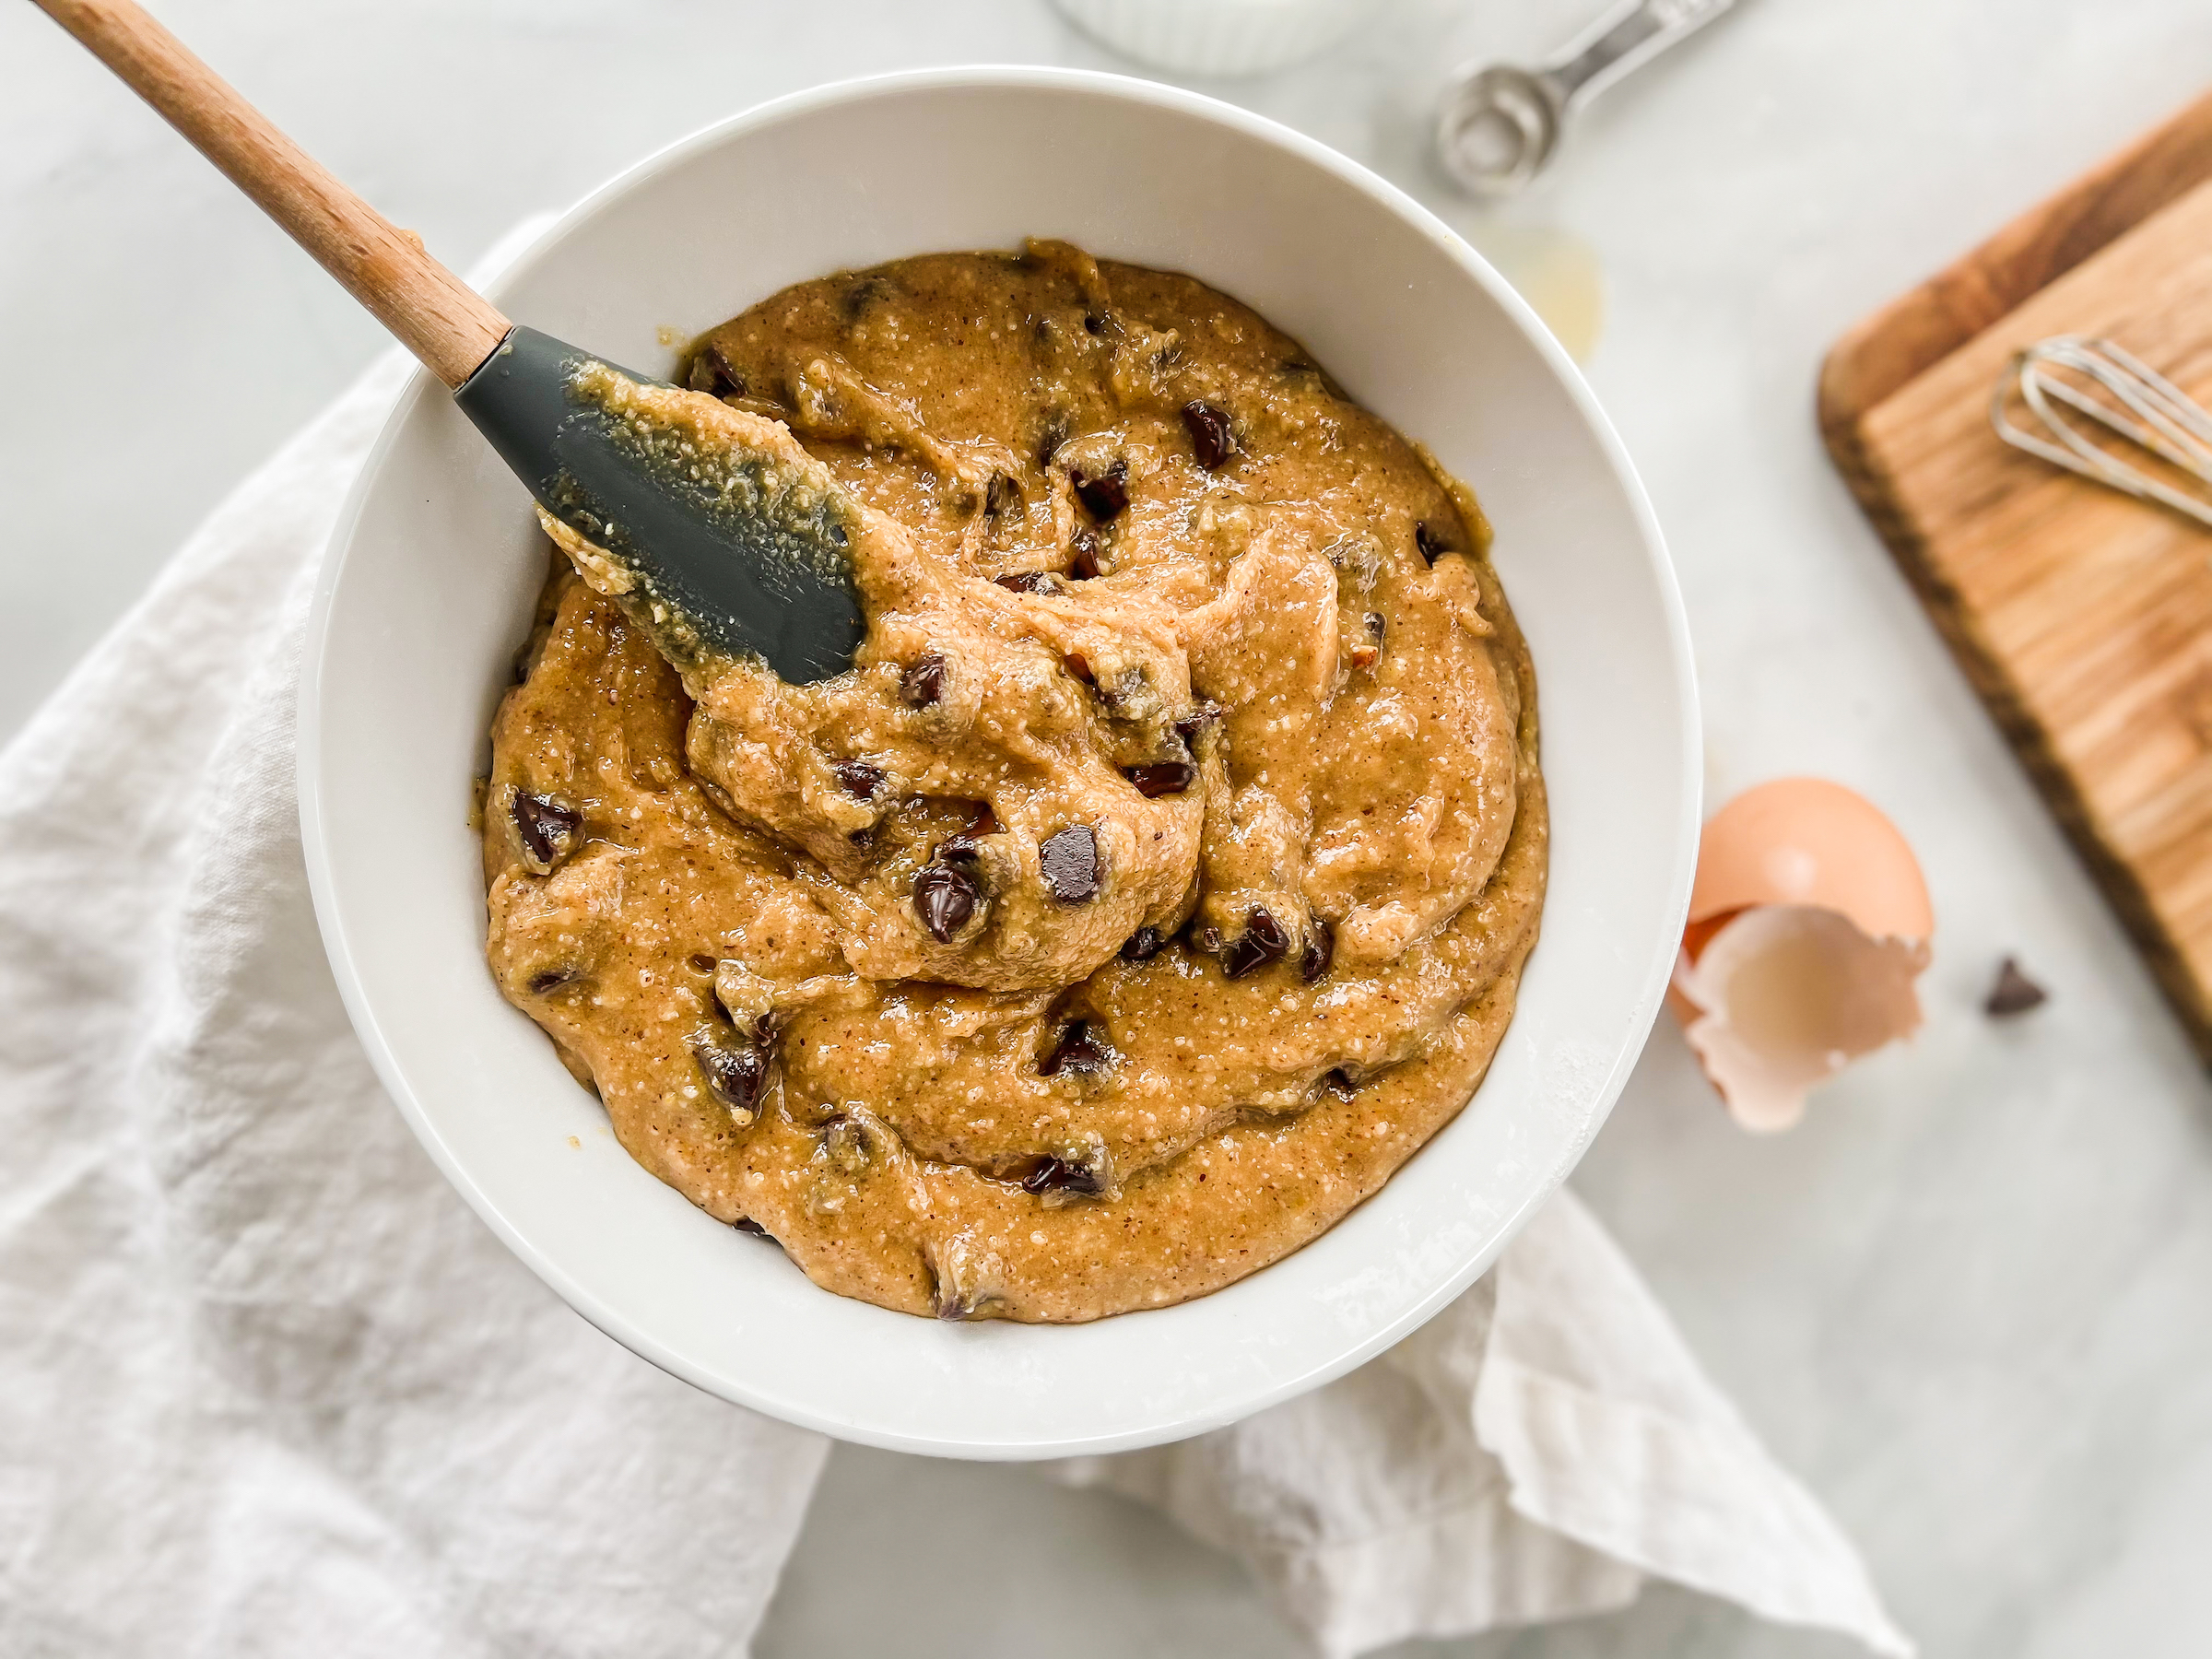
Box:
[482, 242, 1546, 1322]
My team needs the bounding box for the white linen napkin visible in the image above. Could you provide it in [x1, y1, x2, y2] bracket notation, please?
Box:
[0, 229, 1909, 1659]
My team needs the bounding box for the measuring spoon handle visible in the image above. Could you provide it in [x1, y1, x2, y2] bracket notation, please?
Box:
[1546, 0, 1739, 106]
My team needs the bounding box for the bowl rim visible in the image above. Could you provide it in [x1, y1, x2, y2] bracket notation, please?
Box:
[298, 63, 1700, 1457]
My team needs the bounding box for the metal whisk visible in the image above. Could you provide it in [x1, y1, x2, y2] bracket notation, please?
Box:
[1990, 337, 2212, 531]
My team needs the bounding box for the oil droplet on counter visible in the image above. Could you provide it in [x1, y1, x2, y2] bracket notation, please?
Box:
[1450, 219, 1605, 364]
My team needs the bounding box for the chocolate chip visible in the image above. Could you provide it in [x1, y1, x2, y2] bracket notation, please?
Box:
[913, 863, 979, 941]
[1038, 1020, 1111, 1079]
[685, 342, 743, 397]
[1082, 312, 1108, 336]
[1040, 825, 1101, 903]
[688, 953, 717, 974]
[1322, 1067, 1358, 1100]
[1073, 459, 1129, 523]
[1984, 957, 2048, 1018]
[1301, 917, 1335, 983]
[527, 969, 575, 994]
[831, 759, 885, 801]
[1120, 925, 1165, 963]
[733, 1216, 771, 1237]
[900, 653, 947, 707]
[1020, 1152, 1107, 1195]
[994, 571, 1062, 595]
[1173, 702, 1221, 747]
[984, 472, 1020, 518]
[512, 791, 582, 869]
[1222, 907, 1289, 979]
[1069, 524, 1102, 580]
[1415, 521, 1454, 564]
[1062, 653, 1098, 690]
[1127, 760, 1194, 798]
[938, 798, 1000, 865]
[1036, 414, 1068, 468]
[1181, 401, 1235, 470]
[693, 1034, 770, 1122]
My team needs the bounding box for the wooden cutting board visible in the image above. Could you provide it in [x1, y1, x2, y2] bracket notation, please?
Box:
[1820, 89, 2212, 1060]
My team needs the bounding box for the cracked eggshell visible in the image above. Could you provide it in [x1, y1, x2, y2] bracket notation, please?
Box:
[1671, 779, 1933, 1132]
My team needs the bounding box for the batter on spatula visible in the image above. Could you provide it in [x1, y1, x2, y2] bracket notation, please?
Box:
[480, 241, 1546, 1322]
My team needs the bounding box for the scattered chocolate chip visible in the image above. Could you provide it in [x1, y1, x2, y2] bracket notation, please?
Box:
[1173, 702, 1222, 747]
[1040, 825, 1101, 903]
[1082, 312, 1107, 336]
[685, 342, 743, 397]
[900, 653, 948, 708]
[1222, 907, 1290, 979]
[693, 1034, 771, 1122]
[1181, 401, 1235, 470]
[1415, 521, 1455, 564]
[527, 969, 575, 994]
[1984, 957, 2049, 1018]
[1127, 760, 1194, 798]
[1120, 925, 1165, 963]
[1322, 1067, 1358, 1100]
[1192, 924, 1224, 955]
[1038, 1020, 1112, 1079]
[688, 953, 717, 974]
[1020, 1152, 1107, 1195]
[937, 798, 999, 865]
[1069, 524, 1103, 581]
[840, 272, 891, 321]
[913, 863, 979, 941]
[1073, 459, 1129, 523]
[1301, 917, 1335, 983]
[1036, 414, 1069, 468]
[831, 759, 885, 801]
[512, 791, 582, 869]
[994, 571, 1062, 595]
[1063, 651, 1096, 687]
[733, 1216, 771, 1237]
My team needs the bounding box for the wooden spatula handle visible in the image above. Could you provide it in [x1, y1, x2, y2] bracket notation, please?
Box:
[33, 0, 512, 387]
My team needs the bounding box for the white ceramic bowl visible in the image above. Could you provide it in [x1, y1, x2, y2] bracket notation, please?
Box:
[300, 67, 1697, 1460]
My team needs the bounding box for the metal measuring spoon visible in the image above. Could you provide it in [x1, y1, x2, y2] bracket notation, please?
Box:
[32, 0, 865, 684]
[1435, 0, 1742, 198]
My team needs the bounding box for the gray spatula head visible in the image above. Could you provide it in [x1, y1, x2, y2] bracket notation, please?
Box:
[456, 326, 865, 683]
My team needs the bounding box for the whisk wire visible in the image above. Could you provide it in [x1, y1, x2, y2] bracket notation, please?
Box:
[1990, 336, 2212, 531]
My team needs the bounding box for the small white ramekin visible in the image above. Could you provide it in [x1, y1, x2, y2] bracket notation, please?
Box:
[1051, 0, 1383, 77]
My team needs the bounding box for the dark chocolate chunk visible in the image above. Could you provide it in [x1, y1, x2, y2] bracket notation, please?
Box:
[1415, 521, 1455, 564]
[733, 1217, 771, 1237]
[1322, 1067, 1358, 1100]
[1040, 825, 1101, 902]
[1073, 459, 1130, 522]
[936, 798, 1000, 866]
[900, 653, 948, 708]
[688, 953, 717, 974]
[527, 969, 575, 995]
[1301, 917, 1335, 983]
[1984, 957, 2049, 1018]
[1036, 414, 1069, 468]
[831, 759, 885, 801]
[1173, 702, 1222, 747]
[1020, 1152, 1107, 1195]
[1063, 652, 1096, 688]
[1222, 907, 1290, 979]
[1120, 925, 1165, 963]
[913, 863, 979, 941]
[1082, 311, 1108, 336]
[1181, 401, 1235, 470]
[512, 791, 582, 868]
[1069, 524, 1103, 581]
[685, 342, 743, 397]
[1127, 760, 1194, 798]
[1038, 1020, 1112, 1080]
[693, 1034, 771, 1122]
[994, 571, 1062, 595]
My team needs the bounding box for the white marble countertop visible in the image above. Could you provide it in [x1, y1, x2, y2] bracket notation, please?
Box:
[7, 1, 2212, 1653]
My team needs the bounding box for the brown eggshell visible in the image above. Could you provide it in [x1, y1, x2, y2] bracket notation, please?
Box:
[1688, 777, 1932, 945]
